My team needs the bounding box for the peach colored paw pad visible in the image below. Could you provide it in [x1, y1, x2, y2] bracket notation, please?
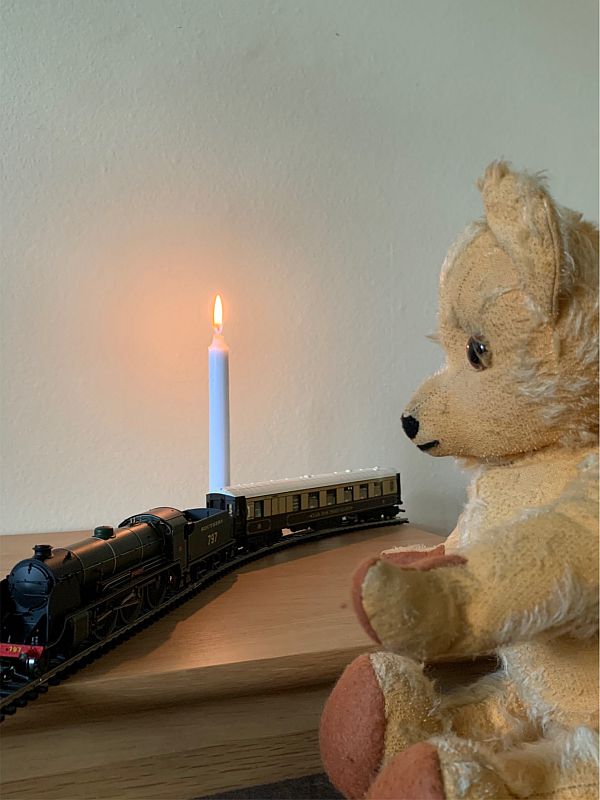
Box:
[365, 741, 446, 800]
[382, 544, 445, 566]
[406, 552, 467, 571]
[320, 654, 385, 800]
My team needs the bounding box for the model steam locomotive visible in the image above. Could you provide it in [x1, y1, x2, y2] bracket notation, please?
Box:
[1, 468, 402, 679]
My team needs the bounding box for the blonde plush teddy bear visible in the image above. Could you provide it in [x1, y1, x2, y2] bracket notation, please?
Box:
[320, 162, 599, 800]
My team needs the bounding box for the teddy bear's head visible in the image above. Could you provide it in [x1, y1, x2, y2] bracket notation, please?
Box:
[402, 162, 599, 461]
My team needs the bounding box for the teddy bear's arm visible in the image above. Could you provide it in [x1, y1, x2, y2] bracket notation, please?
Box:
[357, 509, 598, 661]
[457, 509, 598, 652]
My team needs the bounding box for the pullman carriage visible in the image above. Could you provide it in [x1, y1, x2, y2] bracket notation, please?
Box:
[207, 468, 402, 547]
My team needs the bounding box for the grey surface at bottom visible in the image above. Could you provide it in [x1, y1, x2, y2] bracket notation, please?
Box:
[199, 773, 343, 799]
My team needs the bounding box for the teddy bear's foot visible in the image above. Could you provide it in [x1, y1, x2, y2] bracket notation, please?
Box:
[367, 737, 512, 800]
[320, 652, 441, 799]
[365, 742, 445, 800]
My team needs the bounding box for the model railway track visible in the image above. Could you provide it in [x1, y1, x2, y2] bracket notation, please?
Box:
[0, 515, 406, 722]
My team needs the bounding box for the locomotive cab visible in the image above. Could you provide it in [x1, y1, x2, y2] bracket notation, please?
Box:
[206, 493, 247, 544]
[205, 494, 236, 516]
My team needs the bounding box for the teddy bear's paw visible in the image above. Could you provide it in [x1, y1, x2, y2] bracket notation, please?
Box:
[320, 653, 441, 799]
[352, 553, 467, 656]
[365, 742, 445, 800]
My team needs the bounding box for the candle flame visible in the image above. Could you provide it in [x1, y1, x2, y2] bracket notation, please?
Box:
[213, 294, 223, 333]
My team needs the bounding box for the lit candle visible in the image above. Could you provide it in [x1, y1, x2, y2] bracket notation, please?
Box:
[208, 294, 230, 492]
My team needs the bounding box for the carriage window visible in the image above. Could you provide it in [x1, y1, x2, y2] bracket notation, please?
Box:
[373, 481, 382, 497]
[254, 500, 264, 518]
[344, 486, 354, 502]
[308, 492, 319, 509]
[326, 490, 336, 506]
[247, 502, 254, 520]
[292, 494, 301, 511]
[359, 484, 368, 499]
[227, 502, 234, 517]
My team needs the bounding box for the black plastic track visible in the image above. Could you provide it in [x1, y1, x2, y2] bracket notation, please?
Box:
[0, 515, 406, 722]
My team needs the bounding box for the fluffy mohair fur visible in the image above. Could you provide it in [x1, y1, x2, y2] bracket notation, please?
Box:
[319, 162, 599, 800]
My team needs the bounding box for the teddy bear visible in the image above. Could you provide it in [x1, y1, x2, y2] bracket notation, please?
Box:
[320, 162, 599, 800]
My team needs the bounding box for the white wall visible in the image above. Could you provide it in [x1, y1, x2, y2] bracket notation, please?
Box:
[1, 0, 598, 534]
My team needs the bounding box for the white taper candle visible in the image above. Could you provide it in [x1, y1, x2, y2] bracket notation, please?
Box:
[208, 295, 230, 492]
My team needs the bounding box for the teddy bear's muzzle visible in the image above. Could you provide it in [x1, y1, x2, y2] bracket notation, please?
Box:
[402, 414, 440, 452]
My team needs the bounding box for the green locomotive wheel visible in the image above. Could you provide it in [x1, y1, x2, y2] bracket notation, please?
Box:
[144, 575, 168, 610]
[92, 605, 119, 641]
[118, 588, 143, 624]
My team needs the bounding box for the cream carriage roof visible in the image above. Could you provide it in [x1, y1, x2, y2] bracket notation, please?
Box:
[217, 467, 397, 499]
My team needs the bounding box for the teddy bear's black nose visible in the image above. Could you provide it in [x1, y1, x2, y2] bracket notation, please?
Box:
[401, 414, 419, 440]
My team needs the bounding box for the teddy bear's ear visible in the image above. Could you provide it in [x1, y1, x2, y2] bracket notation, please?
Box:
[478, 161, 563, 319]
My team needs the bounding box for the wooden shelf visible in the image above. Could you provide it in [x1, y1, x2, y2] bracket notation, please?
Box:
[0, 524, 442, 799]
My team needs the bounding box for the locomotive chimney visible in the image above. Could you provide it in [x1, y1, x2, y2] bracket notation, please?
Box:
[33, 544, 53, 560]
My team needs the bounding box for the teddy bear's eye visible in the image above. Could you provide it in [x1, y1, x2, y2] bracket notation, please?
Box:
[467, 337, 490, 370]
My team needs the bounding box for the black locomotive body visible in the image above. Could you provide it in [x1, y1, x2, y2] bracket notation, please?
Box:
[1, 506, 234, 673]
[1, 468, 402, 678]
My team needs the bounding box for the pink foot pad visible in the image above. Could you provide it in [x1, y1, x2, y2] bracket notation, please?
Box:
[382, 544, 445, 566]
[406, 552, 467, 571]
[320, 654, 385, 800]
[365, 741, 446, 800]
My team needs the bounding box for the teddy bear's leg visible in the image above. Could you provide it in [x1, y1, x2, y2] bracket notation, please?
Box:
[319, 651, 443, 799]
[443, 672, 539, 751]
[491, 727, 600, 800]
[358, 674, 532, 799]
[321, 665, 540, 799]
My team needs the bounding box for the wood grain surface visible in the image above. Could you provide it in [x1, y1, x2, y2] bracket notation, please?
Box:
[0, 524, 443, 799]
